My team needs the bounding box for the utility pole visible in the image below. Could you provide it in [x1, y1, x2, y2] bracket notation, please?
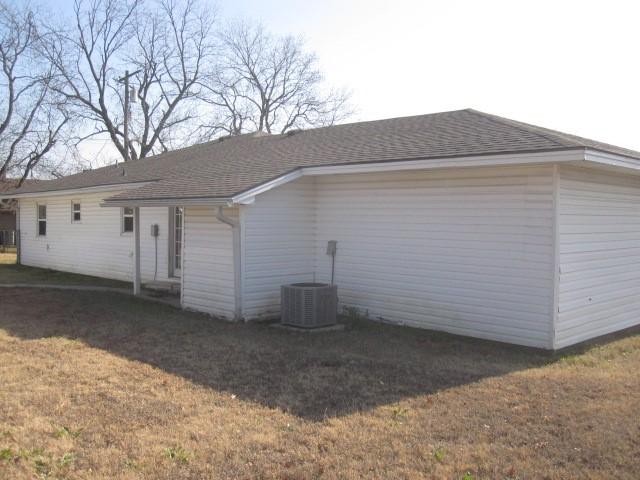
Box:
[117, 69, 141, 162]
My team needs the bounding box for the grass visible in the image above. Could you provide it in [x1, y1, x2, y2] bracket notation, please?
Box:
[0, 288, 639, 479]
[0, 256, 130, 288]
[163, 446, 191, 464]
[0, 252, 17, 265]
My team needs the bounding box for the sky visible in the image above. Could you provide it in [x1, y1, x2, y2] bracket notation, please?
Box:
[43, 0, 640, 162]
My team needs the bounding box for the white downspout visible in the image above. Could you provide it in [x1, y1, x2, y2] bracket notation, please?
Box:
[16, 200, 21, 265]
[550, 164, 560, 350]
[216, 206, 242, 321]
[133, 206, 141, 295]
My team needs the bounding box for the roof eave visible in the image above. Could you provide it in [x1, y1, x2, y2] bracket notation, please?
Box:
[0, 181, 155, 200]
[101, 196, 233, 208]
[9, 146, 640, 207]
[231, 147, 588, 205]
[583, 148, 640, 170]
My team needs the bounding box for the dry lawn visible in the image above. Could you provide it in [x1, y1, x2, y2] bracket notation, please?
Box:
[0, 259, 130, 288]
[0, 288, 639, 479]
[0, 252, 16, 265]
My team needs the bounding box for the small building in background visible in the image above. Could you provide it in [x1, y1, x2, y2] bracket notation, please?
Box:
[0, 180, 18, 246]
[0, 178, 38, 251]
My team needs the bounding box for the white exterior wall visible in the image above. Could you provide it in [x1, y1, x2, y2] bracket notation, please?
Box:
[140, 207, 171, 281]
[17, 192, 171, 283]
[556, 166, 640, 348]
[242, 165, 555, 348]
[17, 194, 238, 320]
[181, 206, 236, 319]
[240, 177, 317, 319]
[19, 164, 640, 349]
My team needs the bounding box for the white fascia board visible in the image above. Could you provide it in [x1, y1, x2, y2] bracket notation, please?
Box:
[231, 149, 585, 204]
[584, 149, 640, 171]
[301, 149, 583, 175]
[232, 169, 303, 204]
[100, 197, 232, 208]
[3, 181, 153, 200]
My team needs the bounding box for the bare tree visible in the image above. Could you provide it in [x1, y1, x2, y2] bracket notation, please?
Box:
[198, 21, 351, 138]
[0, 2, 69, 185]
[43, 0, 215, 162]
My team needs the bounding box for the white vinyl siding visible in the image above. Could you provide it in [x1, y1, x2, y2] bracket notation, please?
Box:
[242, 166, 555, 348]
[181, 206, 236, 319]
[240, 177, 317, 319]
[139, 207, 171, 282]
[19, 192, 171, 283]
[556, 166, 640, 348]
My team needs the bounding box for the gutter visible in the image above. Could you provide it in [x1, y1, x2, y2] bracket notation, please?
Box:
[216, 206, 243, 321]
[1, 181, 154, 200]
[101, 197, 232, 208]
[230, 148, 588, 204]
[16, 200, 20, 265]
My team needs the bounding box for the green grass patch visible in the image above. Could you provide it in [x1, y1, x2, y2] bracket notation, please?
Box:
[0, 447, 14, 461]
[163, 446, 191, 464]
[58, 452, 76, 467]
[54, 426, 82, 439]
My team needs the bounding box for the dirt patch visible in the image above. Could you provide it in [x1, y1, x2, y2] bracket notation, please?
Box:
[0, 288, 639, 479]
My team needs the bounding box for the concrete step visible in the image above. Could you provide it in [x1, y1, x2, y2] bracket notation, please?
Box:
[143, 281, 181, 297]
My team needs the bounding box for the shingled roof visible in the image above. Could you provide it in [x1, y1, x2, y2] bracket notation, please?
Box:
[4, 109, 640, 202]
[0, 179, 40, 211]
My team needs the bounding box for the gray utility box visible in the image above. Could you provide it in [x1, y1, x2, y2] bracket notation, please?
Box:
[281, 283, 338, 328]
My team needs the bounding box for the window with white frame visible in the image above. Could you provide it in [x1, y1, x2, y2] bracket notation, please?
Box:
[37, 204, 47, 236]
[72, 202, 81, 222]
[122, 207, 134, 233]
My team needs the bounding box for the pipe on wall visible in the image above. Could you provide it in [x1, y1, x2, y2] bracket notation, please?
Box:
[216, 206, 242, 321]
[16, 200, 20, 265]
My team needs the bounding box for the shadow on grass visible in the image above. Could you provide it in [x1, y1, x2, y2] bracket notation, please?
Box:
[0, 263, 131, 288]
[0, 288, 636, 421]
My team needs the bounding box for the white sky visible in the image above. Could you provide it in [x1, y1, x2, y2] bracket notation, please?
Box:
[66, 0, 640, 163]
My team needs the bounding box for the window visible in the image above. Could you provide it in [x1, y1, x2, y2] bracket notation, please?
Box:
[37, 204, 47, 236]
[72, 202, 81, 222]
[122, 207, 134, 233]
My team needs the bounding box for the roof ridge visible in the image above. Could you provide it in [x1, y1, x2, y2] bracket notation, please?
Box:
[77, 109, 479, 174]
[278, 108, 472, 135]
[464, 109, 580, 148]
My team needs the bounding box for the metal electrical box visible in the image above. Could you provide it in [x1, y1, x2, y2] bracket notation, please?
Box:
[150, 224, 159, 237]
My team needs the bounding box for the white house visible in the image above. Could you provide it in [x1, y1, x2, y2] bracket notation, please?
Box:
[3, 109, 640, 349]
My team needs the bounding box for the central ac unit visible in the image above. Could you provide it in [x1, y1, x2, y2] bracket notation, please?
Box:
[281, 283, 338, 328]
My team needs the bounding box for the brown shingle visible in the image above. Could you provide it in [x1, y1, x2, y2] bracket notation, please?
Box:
[5, 109, 639, 201]
[0, 179, 40, 211]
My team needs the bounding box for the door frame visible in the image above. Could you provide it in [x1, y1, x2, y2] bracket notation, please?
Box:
[168, 206, 183, 278]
